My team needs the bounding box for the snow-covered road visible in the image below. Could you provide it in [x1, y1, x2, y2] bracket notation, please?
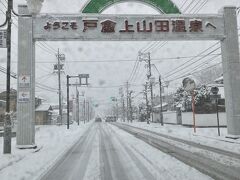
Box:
[42, 122, 212, 180]
[0, 122, 92, 180]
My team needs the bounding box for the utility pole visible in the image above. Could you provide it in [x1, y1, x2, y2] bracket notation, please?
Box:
[3, 0, 13, 154]
[139, 51, 154, 123]
[66, 75, 70, 129]
[159, 75, 163, 126]
[144, 82, 150, 124]
[76, 86, 79, 125]
[83, 98, 86, 123]
[126, 81, 129, 122]
[56, 49, 63, 125]
[116, 100, 119, 121]
[129, 91, 133, 123]
[147, 52, 154, 122]
[119, 88, 125, 122]
[86, 100, 89, 122]
[122, 97, 125, 122]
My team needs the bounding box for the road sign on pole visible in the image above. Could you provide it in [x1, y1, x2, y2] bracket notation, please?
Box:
[0, 30, 7, 48]
[18, 91, 30, 103]
[19, 75, 30, 87]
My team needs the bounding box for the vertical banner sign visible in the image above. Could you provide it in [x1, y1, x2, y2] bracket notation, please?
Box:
[0, 30, 7, 48]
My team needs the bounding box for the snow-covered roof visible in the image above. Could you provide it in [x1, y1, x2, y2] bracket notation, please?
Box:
[207, 83, 224, 88]
[35, 96, 45, 100]
[214, 76, 223, 84]
[36, 104, 52, 112]
[153, 102, 168, 109]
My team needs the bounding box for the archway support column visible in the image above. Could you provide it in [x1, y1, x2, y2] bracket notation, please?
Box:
[16, 5, 36, 148]
[221, 7, 240, 138]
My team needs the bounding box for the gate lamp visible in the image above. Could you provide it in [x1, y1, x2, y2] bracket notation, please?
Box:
[26, 0, 44, 14]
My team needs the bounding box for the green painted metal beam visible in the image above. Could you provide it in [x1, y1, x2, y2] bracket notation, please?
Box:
[82, 0, 181, 14]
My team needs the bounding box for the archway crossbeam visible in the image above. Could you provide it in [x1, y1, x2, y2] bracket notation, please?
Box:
[82, 0, 181, 14]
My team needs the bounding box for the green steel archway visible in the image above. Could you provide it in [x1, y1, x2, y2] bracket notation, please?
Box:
[82, 0, 181, 14]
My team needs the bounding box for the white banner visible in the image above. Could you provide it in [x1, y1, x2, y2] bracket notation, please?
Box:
[33, 14, 224, 41]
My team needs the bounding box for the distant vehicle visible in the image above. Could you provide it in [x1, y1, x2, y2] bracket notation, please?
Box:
[95, 117, 102, 122]
[105, 116, 117, 122]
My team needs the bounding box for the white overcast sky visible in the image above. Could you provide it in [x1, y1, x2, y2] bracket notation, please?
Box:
[0, 0, 240, 111]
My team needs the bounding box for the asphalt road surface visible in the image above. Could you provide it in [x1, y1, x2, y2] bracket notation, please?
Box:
[41, 122, 211, 180]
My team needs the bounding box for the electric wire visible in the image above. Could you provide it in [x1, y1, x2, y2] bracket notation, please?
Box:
[192, 0, 209, 14]
[163, 42, 220, 77]
[182, 0, 198, 13]
[167, 55, 221, 82]
[164, 46, 221, 80]
[128, 0, 211, 85]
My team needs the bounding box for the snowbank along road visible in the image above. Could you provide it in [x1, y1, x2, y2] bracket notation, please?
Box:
[113, 123, 240, 180]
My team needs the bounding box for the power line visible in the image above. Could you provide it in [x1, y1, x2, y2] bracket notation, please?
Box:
[192, 0, 209, 14]
[128, 55, 139, 82]
[8, 53, 221, 64]
[179, 0, 189, 10]
[167, 61, 222, 83]
[164, 47, 220, 79]
[141, 0, 207, 53]
[167, 55, 221, 82]
[163, 42, 220, 78]
[188, 0, 204, 13]
[167, 54, 220, 81]
[127, 0, 212, 84]
[182, 0, 198, 13]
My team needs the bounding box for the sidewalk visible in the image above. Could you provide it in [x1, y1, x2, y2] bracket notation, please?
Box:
[0, 121, 92, 180]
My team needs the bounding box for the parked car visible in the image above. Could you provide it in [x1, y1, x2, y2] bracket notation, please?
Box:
[105, 116, 117, 122]
[95, 117, 102, 122]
